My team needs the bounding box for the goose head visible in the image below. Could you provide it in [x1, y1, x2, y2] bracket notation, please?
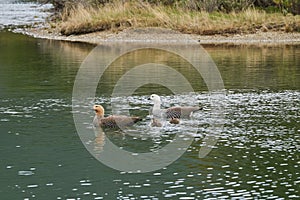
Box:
[149, 94, 161, 104]
[93, 105, 105, 117]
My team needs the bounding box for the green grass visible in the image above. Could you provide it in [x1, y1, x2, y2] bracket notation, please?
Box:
[58, 1, 300, 36]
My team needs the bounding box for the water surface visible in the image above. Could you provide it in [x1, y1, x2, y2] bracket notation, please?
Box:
[0, 31, 299, 199]
[0, 0, 52, 29]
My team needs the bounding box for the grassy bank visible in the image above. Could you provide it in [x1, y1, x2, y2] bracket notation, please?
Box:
[57, 1, 300, 36]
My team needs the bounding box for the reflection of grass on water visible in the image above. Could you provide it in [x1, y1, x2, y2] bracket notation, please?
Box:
[58, 1, 300, 36]
[96, 48, 206, 96]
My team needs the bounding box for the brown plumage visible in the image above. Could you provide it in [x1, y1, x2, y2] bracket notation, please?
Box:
[169, 118, 180, 124]
[165, 106, 201, 119]
[93, 105, 141, 128]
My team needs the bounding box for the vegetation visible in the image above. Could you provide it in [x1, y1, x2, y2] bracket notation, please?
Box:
[41, 0, 300, 14]
[40, 0, 300, 35]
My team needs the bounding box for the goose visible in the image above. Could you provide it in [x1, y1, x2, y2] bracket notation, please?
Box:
[149, 94, 201, 119]
[93, 105, 141, 128]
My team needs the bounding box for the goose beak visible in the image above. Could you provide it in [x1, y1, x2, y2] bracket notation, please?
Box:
[93, 105, 98, 112]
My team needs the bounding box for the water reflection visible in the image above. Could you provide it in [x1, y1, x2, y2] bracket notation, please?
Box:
[0, 32, 299, 199]
[206, 44, 300, 90]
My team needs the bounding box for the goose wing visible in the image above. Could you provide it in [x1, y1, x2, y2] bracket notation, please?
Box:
[165, 107, 182, 119]
[100, 115, 141, 128]
[166, 106, 201, 119]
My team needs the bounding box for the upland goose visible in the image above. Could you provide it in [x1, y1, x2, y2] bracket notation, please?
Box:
[149, 94, 201, 119]
[93, 105, 141, 128]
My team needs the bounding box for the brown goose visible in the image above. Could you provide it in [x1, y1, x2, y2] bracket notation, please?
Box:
[149, 94, 201, 119]
[93, 105, 141, 128]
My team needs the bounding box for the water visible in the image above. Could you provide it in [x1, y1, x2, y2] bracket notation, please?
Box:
[0, 0, 52, 29]
[0, 31, 299, 199]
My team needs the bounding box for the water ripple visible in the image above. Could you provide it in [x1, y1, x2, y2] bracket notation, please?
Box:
[2, 90, 299, 199]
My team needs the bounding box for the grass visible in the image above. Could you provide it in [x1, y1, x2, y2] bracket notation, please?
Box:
[58, 1, 300, 36]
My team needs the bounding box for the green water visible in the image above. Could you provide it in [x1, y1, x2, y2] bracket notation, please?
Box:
[0, 31, 299, 199]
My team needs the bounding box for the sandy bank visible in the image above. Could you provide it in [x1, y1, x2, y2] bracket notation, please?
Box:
[16, 26, 300, 45]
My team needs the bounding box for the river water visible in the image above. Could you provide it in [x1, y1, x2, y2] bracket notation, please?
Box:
[0, 0, 52, 29]
[0, 2, 300, 200]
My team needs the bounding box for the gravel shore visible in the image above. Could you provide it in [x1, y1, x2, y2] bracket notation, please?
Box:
[17, 26, 300, 45]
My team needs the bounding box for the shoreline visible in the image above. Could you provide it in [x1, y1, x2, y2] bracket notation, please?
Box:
[15, 26, 300, 46]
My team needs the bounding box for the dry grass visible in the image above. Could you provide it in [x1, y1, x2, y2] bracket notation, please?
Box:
[59, 1, 300, 36]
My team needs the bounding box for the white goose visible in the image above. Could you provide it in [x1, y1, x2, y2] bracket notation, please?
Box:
[149, 94, 201, 120]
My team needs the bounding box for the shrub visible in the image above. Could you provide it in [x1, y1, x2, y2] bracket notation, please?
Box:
[40, 0, 299, 15]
